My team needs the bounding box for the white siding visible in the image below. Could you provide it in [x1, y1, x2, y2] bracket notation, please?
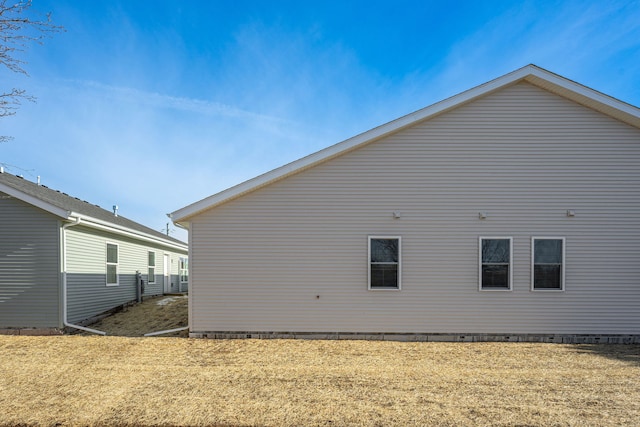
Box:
[190, 82, 640, 335]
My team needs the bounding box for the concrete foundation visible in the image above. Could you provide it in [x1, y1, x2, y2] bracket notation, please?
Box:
[0, 328, 63, 336]
[189, 331, 640, 344]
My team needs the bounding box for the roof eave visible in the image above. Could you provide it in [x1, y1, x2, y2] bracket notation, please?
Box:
[72, 213, 188, 251]
[2, 178, 188, 251]
[0, 182, 71, 219]
[170, 70, 520, 224]
[170, 64, 640, 222]
[170, 65, 537, 222]
[522, 70, 640, 128]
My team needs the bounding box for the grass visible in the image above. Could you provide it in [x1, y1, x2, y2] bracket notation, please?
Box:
[78, 295, 189, 337]
[0, 336, 638, 426]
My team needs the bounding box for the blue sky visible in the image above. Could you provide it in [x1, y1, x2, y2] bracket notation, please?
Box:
[2, 0, 639, 241]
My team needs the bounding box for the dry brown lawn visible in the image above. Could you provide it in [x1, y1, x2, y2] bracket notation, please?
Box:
[80, 295, 189, 337]
[0, 336, 638, 427]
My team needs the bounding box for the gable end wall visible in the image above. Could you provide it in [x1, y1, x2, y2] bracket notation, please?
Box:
[190, 82, 640, 335]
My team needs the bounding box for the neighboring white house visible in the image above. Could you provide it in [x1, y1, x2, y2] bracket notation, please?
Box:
[171, 65, 640, 343]
[0, 171, 189, 335]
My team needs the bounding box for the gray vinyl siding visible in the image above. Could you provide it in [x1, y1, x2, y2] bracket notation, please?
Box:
[65, 225, 187, 324]
[0, 194, 60, 328]
[190, 82, 640, 335]
[166, 258, 187, 294]
[144, 249, 163, 296]
[147, 251, 183, 295]
[168, 255, 181, 293]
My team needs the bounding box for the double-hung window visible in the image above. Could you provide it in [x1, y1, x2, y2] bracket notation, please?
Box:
[479, 237, 512, 290]
[148, 251, 156, 284]
[368, 236, 401, 290]
[106, 243, 119, 286]
[179, 257, 188, 283]
[532, 237, 565, 291]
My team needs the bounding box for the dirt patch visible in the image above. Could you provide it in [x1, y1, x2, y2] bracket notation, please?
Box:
[80, 295, 188, 337]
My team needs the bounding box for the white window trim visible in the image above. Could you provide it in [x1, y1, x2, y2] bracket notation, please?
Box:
[368, 236, 402, 291]
[531, 237, 566, 292]
[163, 252, 172, 291]
[479, 237, 513, 292]
[179, 257, 188, 284]
[106, 242, 119, 287]
[148, 250, 156, 284]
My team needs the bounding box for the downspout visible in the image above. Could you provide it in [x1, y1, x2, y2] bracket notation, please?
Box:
[165, 213, 191, 336]
[143, 326, 189, 337]
[61, 217, 106, 335]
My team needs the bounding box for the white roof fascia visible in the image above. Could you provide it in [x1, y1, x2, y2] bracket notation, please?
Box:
[522, 67, 640, 128]
[1, 181, 187, 250]
[171, 64, 640, 222]
[0, 182, 71, 219]
[170, 66, 533, 223]
[71, 213, 188, 252]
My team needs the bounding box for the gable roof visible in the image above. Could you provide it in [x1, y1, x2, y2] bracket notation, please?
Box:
[0, 171, 187, 250]
[170, 64, 640, 225]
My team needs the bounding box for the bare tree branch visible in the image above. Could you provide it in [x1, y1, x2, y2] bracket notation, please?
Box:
[1, 0, 63, 142]
[1, 87, 33, 116]
[1, 0, 61, 76]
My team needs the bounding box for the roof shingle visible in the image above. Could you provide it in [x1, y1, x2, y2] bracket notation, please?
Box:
[0, 171, 186, 246]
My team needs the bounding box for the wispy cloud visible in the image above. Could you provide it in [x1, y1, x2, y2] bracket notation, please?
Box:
[3, 0, 639, 242]
[426, 1, 640, 102]
[77, 79, 289, 125]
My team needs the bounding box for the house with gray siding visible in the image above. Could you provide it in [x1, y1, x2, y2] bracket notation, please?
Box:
[0, 171, 188, 334]
[171, 65, 640, 343]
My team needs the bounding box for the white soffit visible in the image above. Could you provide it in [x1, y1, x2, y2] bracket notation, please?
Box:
[170, 64, 640, 223]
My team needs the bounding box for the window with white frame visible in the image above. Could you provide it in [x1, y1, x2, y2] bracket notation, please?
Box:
[532, 237, 565, 290]
[179, 257, 188, 283]
[106, 243, 119, 286]
[148, 251, 156, 284]
[479, 237, 512, 290]
[368, 236, 401, 290]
